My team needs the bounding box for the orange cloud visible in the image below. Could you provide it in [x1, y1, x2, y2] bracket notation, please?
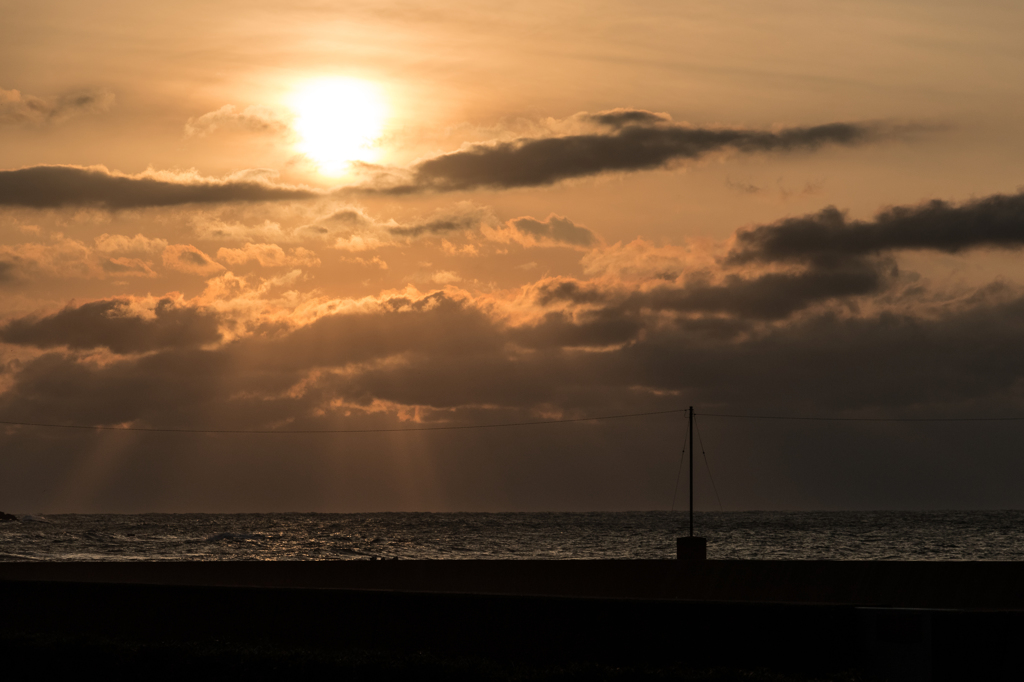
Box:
[162, 244, 224, 275]
[216, 243, 321, 268]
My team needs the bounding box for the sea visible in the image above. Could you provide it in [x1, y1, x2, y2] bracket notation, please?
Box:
[2, 510, 1023, 562]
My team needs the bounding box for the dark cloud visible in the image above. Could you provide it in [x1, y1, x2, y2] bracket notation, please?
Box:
[6, 285, 1020, 428]
[383, 211, 598, 248]
[0, 260, 16, 284]
[325, 209, 373, 226]
[509, 309, 644, 350]
[729, 192, 1024, 266]
[538, 260, 891, 321]
[535, 280, 610, 306]
[0, 165, 318, 209]
[584, 109, 672, 128]
[536, 190, 1024, 322]
[6, 189, 1024, 511]
[381, 114, 882, 192]
[0, 298, 221, 354]
[246, 292, 506, 372]
[0, 87, 114, 125]
[509, 215, 598, 247]
[389, 215, 482, 238]
[4, 284, 1024, 511]
[726, 178, 762, 194]
[628, 262, 891, 320]
[162, 244, 223, 275]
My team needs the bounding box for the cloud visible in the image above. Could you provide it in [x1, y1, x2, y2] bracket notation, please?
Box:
[728, 192, 1024, 266]
[345, 255, 389, 269]
[0, 260, 17, 284]
[0, 165, 318, 209]
[371, 111, 888, 193]
[162, 244, 224, 275]
[1, 192, 1022, 512]
[192, 217, 294, 242]
[581, 239, 708, 281]
[502, 214, 598, 248]
[94, 233, 169, 254]
[101, 257, 158, 278]
[4, 277, 1024, 511]
[548, 187, 1024, 323]
[536, 256, 890, 322]
[388, 214, 483, 238]
[0, 298, 221, 354]
[549, 191, 1024, 322]
[542, 190, 1024, 322]
[726, 177, 762, 194]
[583, 109, 673, 128]
[6, 284, 1023, 433]
[324, 205, 493, 251]
[0, 234, 159, 280]
[431, 270, 461, 284]
[0, 87, 114, 125]
[442, 240, 479, 256]
[628, 264, 890, 320]
[184, 104, 290, 138]
[216, 243, 321, 268]
[327, 206, 594, 252]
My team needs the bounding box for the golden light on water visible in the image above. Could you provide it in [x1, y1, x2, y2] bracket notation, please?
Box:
[291, 78, 387, 177]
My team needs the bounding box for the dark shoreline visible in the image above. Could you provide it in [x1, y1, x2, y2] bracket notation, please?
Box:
[3, 560, 1022, 680]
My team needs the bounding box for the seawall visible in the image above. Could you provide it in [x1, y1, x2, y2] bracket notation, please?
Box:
[2, 561, 1023, 680]
[2, 559, 1024, 609]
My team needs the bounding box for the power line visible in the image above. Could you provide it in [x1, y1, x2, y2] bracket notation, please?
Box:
[0, 408, 688, 435]
[700, 412, 1024, 423]
[3, 408, 1023, 436]
[694, 419, 724, 512]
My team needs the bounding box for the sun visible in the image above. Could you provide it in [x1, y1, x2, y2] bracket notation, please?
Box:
[291, 78, 387, 177]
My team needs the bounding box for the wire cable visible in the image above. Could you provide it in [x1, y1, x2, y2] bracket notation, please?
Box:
[700, 412, 1024, 422]
[695, 418, 724, 512]
[4, 407, 1022, 435]
[0, 408, 688, 435]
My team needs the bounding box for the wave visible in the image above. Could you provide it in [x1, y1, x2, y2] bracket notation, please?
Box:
[336, 548, 364, 556]
[0, 552, 40, 561]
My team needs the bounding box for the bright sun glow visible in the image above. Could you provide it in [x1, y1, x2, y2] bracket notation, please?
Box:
[291, 79, 387, 177]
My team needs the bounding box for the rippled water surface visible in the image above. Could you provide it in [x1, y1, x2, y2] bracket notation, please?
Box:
[2, 511, 1023, 561]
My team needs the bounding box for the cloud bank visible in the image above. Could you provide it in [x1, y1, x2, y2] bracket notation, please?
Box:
[0, 166, 318, 209]
[0, 298, 220, 354]
[3, 190, 1022, 426]
[1, 180, 1020, 510]
[374, 112, 888, 193]
[729, 192, 1024, 266]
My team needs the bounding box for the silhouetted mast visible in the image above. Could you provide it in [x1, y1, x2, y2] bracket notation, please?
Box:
[689, 405, 694, 538]
[674, 406, 707, 560]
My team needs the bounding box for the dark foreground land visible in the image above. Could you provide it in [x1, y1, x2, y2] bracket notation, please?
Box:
[2, 560, 1022, 681]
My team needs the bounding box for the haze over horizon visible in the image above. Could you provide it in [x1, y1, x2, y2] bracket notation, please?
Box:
[3, 0, 1024, 513]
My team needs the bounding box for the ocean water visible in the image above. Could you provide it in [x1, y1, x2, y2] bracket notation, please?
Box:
[2, 510, 1023, 562]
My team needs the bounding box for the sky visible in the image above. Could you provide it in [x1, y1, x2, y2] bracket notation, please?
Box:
[2, 0, 1024, 513]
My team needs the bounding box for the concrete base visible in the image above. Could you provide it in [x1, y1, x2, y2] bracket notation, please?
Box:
[676, 536, 707, 561]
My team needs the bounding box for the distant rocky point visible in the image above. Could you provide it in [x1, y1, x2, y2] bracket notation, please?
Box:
[0, 511, 18, 522]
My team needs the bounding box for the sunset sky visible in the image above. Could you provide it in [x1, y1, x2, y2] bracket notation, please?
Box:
[3, 0, 1024, 513]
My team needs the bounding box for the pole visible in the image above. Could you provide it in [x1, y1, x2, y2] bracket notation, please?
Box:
[677, 405, 705, 560]
[689, 405, 694, 538]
